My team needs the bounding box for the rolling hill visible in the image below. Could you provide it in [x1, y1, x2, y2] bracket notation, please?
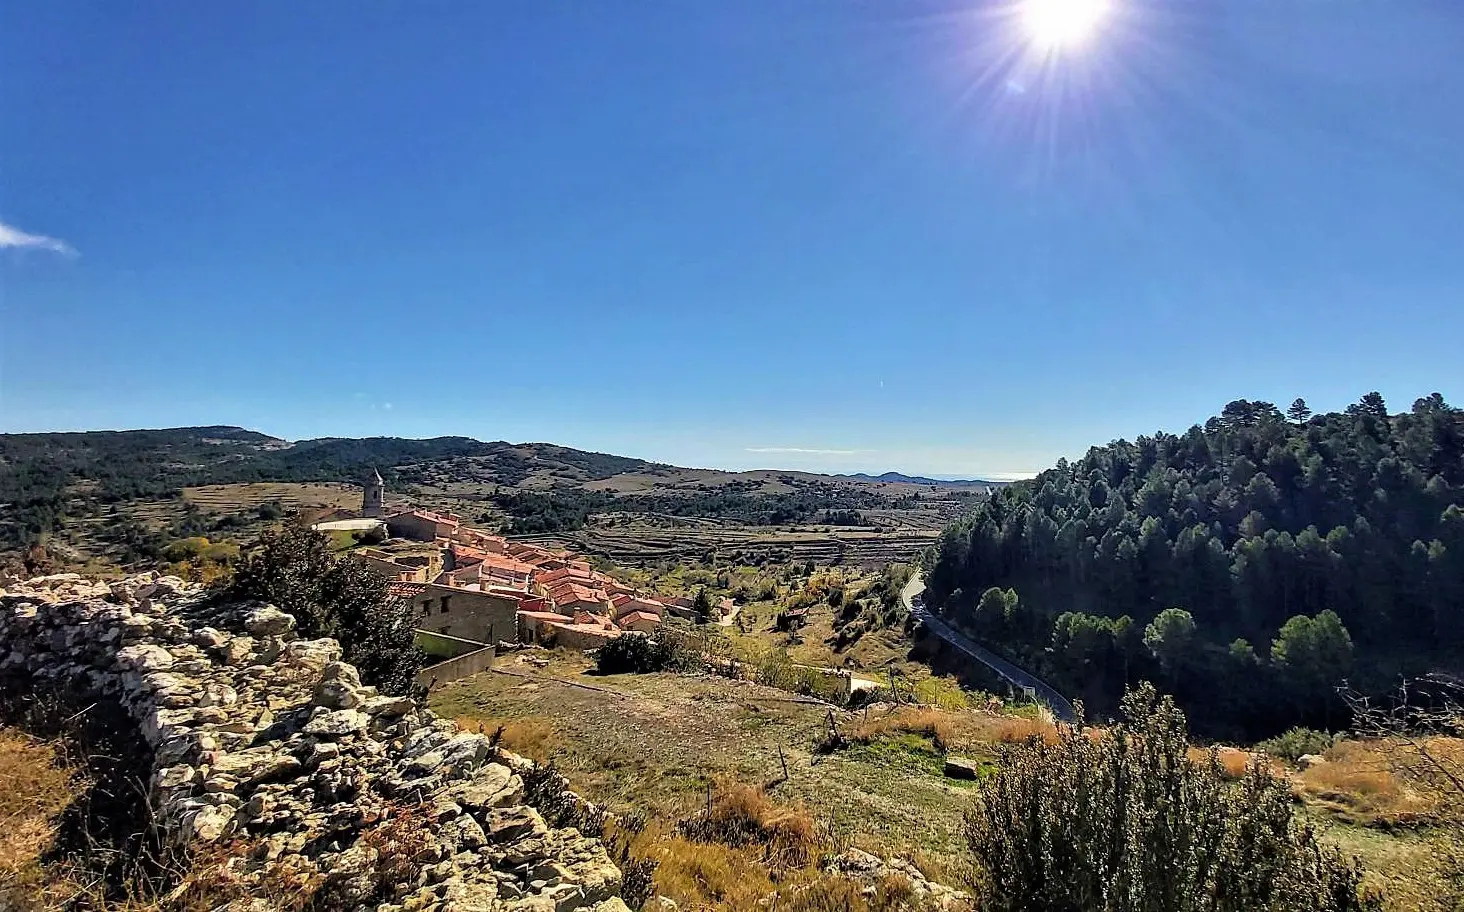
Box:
[0, 427, 993, 566]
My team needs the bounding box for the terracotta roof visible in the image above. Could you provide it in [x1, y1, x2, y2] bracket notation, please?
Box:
[613, 596, 665, 617]
[549, 582, 607, 607]
[478, 552, 536, 576]
[618, 611, 661, 626]
[389, 509, 459, 525]
[538, 566, 595, 586]
[518, 610, 567, 622]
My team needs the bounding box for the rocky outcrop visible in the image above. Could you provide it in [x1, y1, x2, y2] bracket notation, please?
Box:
[824, 849, 970, 911]
[0, 573, 627, 912]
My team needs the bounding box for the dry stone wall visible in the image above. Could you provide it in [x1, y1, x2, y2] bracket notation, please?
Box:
[0, 573, 627, 912]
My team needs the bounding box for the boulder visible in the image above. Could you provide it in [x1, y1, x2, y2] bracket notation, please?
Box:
[312, 661, 363, 709]
[943, 756, 983, 780]
[244, 605, 296, 638]
[303, 709, 368, 738]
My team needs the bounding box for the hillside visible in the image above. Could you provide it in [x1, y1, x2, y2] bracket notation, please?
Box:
[925, 392, 1464, 740]
[0, 427, 990, 569]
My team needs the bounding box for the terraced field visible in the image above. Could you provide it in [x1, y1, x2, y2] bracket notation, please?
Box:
[513, 527, 943, 568]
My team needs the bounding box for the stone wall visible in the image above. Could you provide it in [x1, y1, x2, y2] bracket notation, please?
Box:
[408, 584, 518, 645]
[0, 572, 627, 912]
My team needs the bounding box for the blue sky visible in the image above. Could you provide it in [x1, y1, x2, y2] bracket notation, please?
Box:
[3, 1, 1462, 479]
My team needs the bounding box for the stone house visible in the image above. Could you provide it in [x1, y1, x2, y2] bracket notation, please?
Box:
[618, 610, 662, 633]
[356, 548, 440, 582]
[392, 581, 517, 645]
[386, 509, 462, 542]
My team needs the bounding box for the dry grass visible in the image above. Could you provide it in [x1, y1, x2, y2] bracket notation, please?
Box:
[640, 825, 779, 909]
[844, 708, 957, 752]
[1296, 740, 1433, 826]
[683, 781, 821, 870]
[0, 729, 87, 908]
[974, 714, 1060, 745]
[0, 729, 77, 878]
[1185, 746, 1257, 781]
[454, 715, 558, 763]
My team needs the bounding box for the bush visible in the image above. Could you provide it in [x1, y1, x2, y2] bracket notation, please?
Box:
[966, 684, 1379, 912]
[352, 525, 387, 546]
[228, 526, 423, 694]
[162, 536, 212, 563]
[596, 634, 702, 675]
[1257, 726, 1340, 762]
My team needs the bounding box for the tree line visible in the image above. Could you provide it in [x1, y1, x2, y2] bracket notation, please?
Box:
[925, 393, 1464, 739]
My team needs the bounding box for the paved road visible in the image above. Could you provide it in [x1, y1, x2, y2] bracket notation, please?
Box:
[902, 572, 1078, 723]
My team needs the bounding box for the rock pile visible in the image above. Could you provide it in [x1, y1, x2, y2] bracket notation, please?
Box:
[0, 572, 627, 912]
[824, 849, 970, 911]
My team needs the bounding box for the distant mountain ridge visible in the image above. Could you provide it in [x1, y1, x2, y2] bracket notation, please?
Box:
[836, 472, 1007, 488]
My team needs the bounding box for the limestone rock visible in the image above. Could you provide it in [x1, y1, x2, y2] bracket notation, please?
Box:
[313, 661, 363, 709]
[244, 605, 296, 638]
[303, 708, 368, 737]
[943, 756, 982, 780]
[0, 571, 624, 911]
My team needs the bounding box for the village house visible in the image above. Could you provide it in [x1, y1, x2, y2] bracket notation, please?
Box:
[535, 565, 596, 588]
[386, 509, 462, 542]
[547, 581, 611, 616]
[450, 527, 507, 552]
[618, 610, 662, 633]
[391, 580, 517, 645]
[610, 594, 666, 620]
[356, 547, 440, 582]
[439, 548, 536, 591]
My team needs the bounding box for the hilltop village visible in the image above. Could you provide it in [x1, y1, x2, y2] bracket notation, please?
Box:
[313, 471, 736, 653]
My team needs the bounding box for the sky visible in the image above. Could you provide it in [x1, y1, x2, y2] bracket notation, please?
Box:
[3, 1, 1463, 480]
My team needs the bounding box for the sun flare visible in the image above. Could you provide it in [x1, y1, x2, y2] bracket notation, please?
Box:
[1022, 0, 1112, 51]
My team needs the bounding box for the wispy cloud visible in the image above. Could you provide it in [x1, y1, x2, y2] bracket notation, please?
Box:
[0, 219, 76, 256]
[746, 446, 861, 456]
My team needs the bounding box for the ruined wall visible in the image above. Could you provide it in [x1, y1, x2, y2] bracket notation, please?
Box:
[0, 573, 627, 912]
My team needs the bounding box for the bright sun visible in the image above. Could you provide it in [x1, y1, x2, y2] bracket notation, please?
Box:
[1021, 0, 1112, 51]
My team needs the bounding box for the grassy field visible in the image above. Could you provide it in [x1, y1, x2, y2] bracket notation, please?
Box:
[428, 649, 1462, 912]
[429, 652, 992, 870]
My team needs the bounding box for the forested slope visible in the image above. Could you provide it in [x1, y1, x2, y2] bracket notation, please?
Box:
[925, 393, 1464, 738]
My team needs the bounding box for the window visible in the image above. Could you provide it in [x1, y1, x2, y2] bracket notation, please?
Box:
[440, 595, 451, 613]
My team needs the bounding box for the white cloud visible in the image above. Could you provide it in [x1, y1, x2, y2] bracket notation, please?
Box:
[0, 219, 76, 256]
[746, 446, 860, 456]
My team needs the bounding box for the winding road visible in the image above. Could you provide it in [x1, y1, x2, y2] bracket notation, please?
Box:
[902, 573, 1079, 723]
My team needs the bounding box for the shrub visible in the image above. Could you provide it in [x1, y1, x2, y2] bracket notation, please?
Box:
[596, 634, 702, 674]
[1258, 726, 1341, 762]
[162, 536, 212, 562]
[966, 684, 1379, 912]
[228, 526, 423, 694]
